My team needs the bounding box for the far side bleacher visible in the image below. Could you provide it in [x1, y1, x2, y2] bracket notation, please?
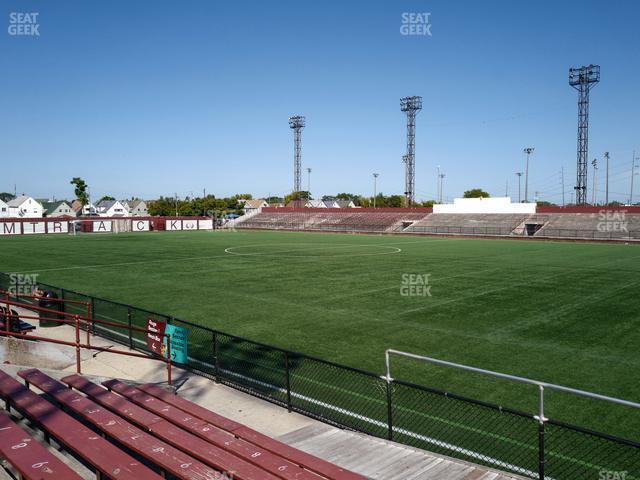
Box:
[235, 208, 640, 241]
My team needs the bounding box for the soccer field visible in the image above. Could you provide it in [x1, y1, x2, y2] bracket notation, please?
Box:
[1, 230, 639, 438]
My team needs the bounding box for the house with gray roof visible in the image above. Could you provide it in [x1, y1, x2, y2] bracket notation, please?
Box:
[124, 199, 148, 217]
[96, 200, 129, 217]
[42, 201, 74, 218]
[7, 196, 43, 218]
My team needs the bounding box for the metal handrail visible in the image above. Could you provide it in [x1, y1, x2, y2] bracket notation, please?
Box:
[1, 297, 173, 385]
[385, 349, 640, 423]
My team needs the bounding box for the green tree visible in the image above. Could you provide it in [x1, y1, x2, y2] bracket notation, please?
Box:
[98, 195, 115, 203]
[0, 192, 15, 202]
[70, 177, 89, 207]
[463, 188, 490, 198]
[284, 191, 310, 205]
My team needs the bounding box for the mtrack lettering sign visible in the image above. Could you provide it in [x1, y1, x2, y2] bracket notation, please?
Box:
[0, 217, 211, 235]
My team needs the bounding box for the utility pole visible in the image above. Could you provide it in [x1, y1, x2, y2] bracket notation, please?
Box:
[561, 167, 565, 207]
[591, 158, 598, 205]
[174, 193, 178, 216]
[439, 173, 445, 203]
[524, 147, 534, 202]
[373, 173, 379, 208]
[604, 152, 609, 206]
[436, 165, 441, 203]
[306, 167, 312, 200]
[631, 151, 640, 206]
[515, 172, 523, 203]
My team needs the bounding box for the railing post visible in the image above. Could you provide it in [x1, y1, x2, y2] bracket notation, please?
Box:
[284, 351, 292, 412]
[127, 308, 133, 349]
[386, 377, 393, 441]
[166, 334, 172, 386]
[537, 385, 546, 480]
[74, 315, 81, 374]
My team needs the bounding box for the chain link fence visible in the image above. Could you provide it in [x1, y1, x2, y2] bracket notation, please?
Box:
[1, 272, 638, 479]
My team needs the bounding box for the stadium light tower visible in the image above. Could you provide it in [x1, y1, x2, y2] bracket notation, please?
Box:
[289, 115, 306, 193]
[569, 65, 600, 205]
[523, 148, 534, 202]
[400, 96, 422, 207]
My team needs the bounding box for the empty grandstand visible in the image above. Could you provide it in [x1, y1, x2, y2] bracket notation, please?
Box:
[236, 207, 640, 241]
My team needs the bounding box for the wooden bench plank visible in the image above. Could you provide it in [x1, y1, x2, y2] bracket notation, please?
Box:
[0, 410, 83, 480]
[0, 369, 161, 480]
[64, 376, 285, 480]
[18, 369, 224, 480]
[84, 378, 323, 480]
[136, 382, 366, 480]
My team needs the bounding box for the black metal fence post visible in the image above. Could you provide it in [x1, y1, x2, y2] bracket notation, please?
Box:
[284, 351, 292, 412]
[127, 308, 133, 349]
[386, 379, 393, 441]
[90, 297, 96, 334]
[213, 331, 219, 382]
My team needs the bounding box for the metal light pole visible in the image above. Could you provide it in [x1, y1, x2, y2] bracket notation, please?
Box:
[561, 167, 565, 207]
[515, 172, 523, 203]
[523, 148, 534, 202]
[591, 158, 598, 205]
[373, 173, 379, 208]
[604, 152, 609, 206]
[629, 150, 640, 206]
[439, 173, 445, 203]
[306, 167, 311, 200]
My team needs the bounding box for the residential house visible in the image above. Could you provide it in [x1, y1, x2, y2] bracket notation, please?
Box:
[71, 200, 98, 216]
[7, 196, 43, 218]
[322, 199, 340, 208]
[336, 199, 357, 208]
[125, 199, 148, 217]
[243, 199, 268, 214]
[305, 200, 326, 208]
[96, 200, 129, 217]
[0, 199, 8, 218]
[42, 201, 74, 218]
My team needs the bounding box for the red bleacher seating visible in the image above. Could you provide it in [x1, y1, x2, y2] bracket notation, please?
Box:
[18, 369, 223, 480]
[131, 382, 366, 480]
[0, 368, 366, 480]
[0, 369, 162, 480]
[0, 410, 83, 480]
[63, 374, 319, 480]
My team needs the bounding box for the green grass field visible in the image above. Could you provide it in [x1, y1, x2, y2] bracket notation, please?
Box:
[1, 230, 639, 439]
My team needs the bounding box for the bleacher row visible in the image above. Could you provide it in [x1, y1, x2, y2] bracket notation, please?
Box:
[238, 211, 428, 233]
[0, 368, 365, 480]
[237, 211, 640, 240]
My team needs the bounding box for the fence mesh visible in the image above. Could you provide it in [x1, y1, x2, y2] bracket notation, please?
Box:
[1, 271, 638, 480]
[545, 421, 640, 480]
[392, 380, 539, 478]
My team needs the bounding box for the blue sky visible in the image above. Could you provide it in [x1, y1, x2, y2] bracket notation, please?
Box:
[1, 0, 638, 203]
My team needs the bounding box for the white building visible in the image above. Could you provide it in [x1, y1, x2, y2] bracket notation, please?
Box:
[42, 201, 74, 218]
[243, 199, 268, 214]
[124, 199, 148, 217]
[0, 199, 8, 218]
[7, 196, 43, 218]
[96, 200, 130, 217]
[305, 200, 326, 208]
